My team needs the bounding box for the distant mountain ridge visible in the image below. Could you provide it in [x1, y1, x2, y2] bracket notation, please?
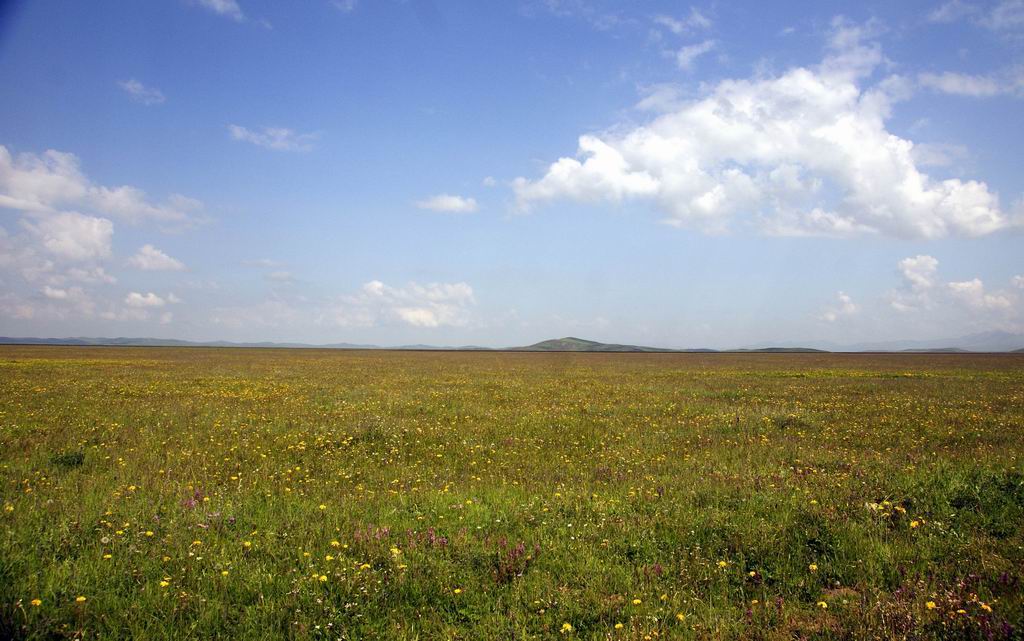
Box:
[1, 332, 1022, 352]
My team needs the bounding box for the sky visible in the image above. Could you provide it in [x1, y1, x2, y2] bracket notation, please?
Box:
[0, 0, 1022, 349]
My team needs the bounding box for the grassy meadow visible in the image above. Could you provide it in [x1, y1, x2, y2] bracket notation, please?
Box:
[1, 346, 1023, 640]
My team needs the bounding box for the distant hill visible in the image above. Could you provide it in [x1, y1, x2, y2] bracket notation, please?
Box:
[732, 347, 828, 353]
[511, 337, 676, 352]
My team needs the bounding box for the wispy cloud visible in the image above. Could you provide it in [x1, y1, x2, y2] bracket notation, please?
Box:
[127, 244, 185, 271]
[675, 39, 715, 70]
[228, 125, 320, 152]
[415, 194, 479, 213]
[195, 0, 245, 22]
[117, 79, 166, 105]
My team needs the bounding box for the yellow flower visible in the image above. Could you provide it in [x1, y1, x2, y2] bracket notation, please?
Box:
[318, 504, 327, 510]
[980, 603, 992, 613]
[390, 547, 401, 556]
[318, 575, 327, 582]
[30, 598, 42, 607]
[809, 563, 818, 572]
[330, 540, 340, 548]
[632, 598, 642, 605]
[359, 563, 371, 571]
[243, 541, 252, 549]
[717, 560, 728, 568]
[910, 520, 920, 528]
[816, 601, 827, 609]
[221, 570, 229, 576]
[614, 622, 624, 629]
[75, 596, 87, 603]
[560, 622, 573, 633]
[676, 613, 686, 621]
[159, 581, 169, 588]
[926, 601, 937, 610]
[103, 554, 112, 559]
[145, 531, 154, 537]
[454, 588, 463, 595]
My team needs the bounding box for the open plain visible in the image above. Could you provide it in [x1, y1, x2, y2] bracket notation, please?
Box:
[1, 346, 1023, 639]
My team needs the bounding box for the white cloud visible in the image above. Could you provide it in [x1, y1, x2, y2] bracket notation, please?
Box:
[512, 20, 1010, 239]
[918, 69, 1024, 97]
[0, 145, 202, 225]
[228, 125, 319, 152]
[124, 292, 168, 308]
[653, 8, 712, 34]
[675, 40, 715, 71]
[333, 0, 357, 12]
[928, 0, 979, 23]
[415, 193, 479, 213]
[196, 0, 244, 21]
[947, 278, 1013, 309]
[324, 280, 475, 328]
[980, 0, 1024, 30]
[899, 255, 940, 291]
[42, 285, 69, 300]
[117, 79, 166, 105]
[127, 244, 185, 271]
[22, 212, 113, 261]
[1013, 275, 1024, 288]
[820, 291, 858, 322]
[266, 270, 294, 282]
[482, 176, 497, 187]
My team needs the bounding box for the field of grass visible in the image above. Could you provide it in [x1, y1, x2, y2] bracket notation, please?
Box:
[1, 346, 1023, 640]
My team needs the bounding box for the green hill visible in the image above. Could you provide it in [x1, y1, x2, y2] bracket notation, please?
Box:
[512, 337, 676, 352]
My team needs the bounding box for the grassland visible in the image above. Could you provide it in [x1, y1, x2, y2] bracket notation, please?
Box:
[1, 346, 1022, 640]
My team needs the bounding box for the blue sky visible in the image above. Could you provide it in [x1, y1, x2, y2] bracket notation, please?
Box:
[0, 0, 1022, 348]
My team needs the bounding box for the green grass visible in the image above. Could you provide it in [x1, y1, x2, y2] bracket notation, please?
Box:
[1, 346, 1022, 639]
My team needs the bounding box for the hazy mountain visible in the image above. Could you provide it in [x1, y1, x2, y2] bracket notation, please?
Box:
[510, 337, 676, 352]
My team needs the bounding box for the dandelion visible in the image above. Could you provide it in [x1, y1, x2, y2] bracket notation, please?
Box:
[910, 520, 920, 529]
[30, 599, 41, 606]
[159, 580, 169, 587]
[359, 563, 370, 571]
[145, 531, 154, 537]
[330, 540, 340, 548]
[717, 560, 728, 568]
[221, 570, 229, 576]
[817, 601, 827, 609]
[560, 622, 573, 633]
[318, 574, 327, 582]
[809, 563, 818, 572]
[318, 504, 327, 510]
[926, 601, 936, 610]
[632, 598, 642, 605]
[614, 622, 624, 629]
[676, 613, 686, 621]
[243, 541, 252, 549]
[454, 588, 463, 595]
[75, 596, 87, 603]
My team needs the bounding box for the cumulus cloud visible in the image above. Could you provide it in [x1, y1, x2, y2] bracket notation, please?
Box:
[21, 212, 113, 261]
[228, 125, 319, 152]
[324, 280, 475, 328]
[127, 244, 185, 271]
[124, 292, 175, 308]
[947, 278, 1013, 310]
[0, 145, 203, 225]
[117, 79, 166, 105]
[415, 194, 479, 213]
[512, 19, 1011, 239]
[820, 291, 858, 322]
[196, 0, 244, 21]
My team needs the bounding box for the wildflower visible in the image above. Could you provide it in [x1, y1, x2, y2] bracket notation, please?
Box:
[817, 601, 827, 609]
[76, 596, 87, 603]
[676, 613, 686, 621]
[103, 554, 112, 559]
[632, 598, 642, 605]
[221, 570, 229, 576]
[359, 563, 370, 571]
[910, 520, 920, 528]
[30, 599, 41, 606]
[980, 603, 992, 612]
[615, 623, 624, 629]
[318, 575, 327, 582]
[454, 588, 463, 595]
[243, 541, 252, 549]
[159, 581, 170, 587]
[560, 622, 573, 633]
[809, 563, 818, 572]
[145, 531, 154, 537]
[390, 547, 401, 556]
[717, 560, 728, 568]
[330, 540, 340, 548]
[926, 601, 936, 610]
[318, 504, 327, 510]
